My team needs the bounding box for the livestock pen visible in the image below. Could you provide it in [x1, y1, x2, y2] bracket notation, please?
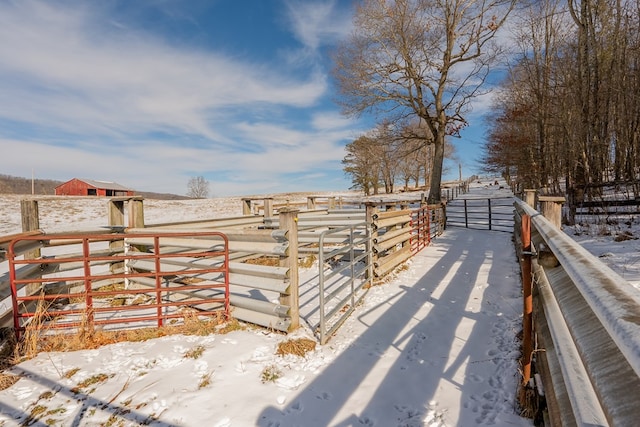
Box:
[0, 193, 446, 345]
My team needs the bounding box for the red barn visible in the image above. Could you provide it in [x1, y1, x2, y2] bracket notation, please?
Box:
[55, 178, 135, 197]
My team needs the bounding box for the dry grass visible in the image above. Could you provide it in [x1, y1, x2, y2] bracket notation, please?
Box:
[183, 345, 205, 360]
[614, 230, 636, 242]
[0, 305, 244, 392]
[72, 373, 112, 393]
[276, 337, 316, 357]
[198, 371, 214, 388]
[298, 254, 317, 269]
[244, 256, 280, 267]
[260, 364, 282, 383]
[15, 308, 236, 357]
[0, 373, 19, 390]
[517, 383, 538, 419]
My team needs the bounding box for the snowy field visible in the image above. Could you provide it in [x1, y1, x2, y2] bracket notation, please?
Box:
[0, 180, 638, 426]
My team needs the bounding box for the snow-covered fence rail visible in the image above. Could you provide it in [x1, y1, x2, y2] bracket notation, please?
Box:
[514, 198, 640, 426]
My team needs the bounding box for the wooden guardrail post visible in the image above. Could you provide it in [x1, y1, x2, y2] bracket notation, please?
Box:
[538, 196, 565, 229]
[524, 189, 537, 208]
[279, 208, 299, 331]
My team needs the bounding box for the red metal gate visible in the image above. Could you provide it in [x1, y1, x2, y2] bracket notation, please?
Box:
[410, 205, 431, 253]
[8, 231, 229, 337]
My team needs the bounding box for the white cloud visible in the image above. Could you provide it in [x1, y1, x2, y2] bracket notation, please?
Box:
[0, 1, 327, 140]
[284, 0, 353, 51]
[0, 1, 359, 196]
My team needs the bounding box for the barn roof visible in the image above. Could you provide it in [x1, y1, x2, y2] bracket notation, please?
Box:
[56, 178, 133, 191]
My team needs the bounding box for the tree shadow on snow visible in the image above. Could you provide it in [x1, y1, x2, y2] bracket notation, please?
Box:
[258, 228, 520, 426]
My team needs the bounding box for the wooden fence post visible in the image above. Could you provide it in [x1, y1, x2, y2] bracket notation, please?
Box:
[263, 198, 274, 225]
[108, 199, 126, 275]
[441, 201, 447, 230]
[366, 203, 378, 271]
[20, 199, 40, 253]
[538, 196, 565, 229]
[20, 199, 41, 295]
[108, 199, 125, 228]
[279, 208, 299, 331]
[128, 197, 145, 228]
[307, 196, 317, 210]
[241, 198, 252, 216]
[400, 203, 409, 248]
[328, 196, 336, 210]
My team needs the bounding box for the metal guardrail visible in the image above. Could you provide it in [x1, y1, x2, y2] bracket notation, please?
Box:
[316, 222, 372, 345]
[514, 199, 640, 426]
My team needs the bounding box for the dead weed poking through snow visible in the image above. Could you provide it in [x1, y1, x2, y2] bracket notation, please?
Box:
[276, 337, 316, 357]
[0, 306, 244, 391]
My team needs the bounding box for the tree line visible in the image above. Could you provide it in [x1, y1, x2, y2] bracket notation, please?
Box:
[482, 0, 640, 223]
[342, 121, 455, 195]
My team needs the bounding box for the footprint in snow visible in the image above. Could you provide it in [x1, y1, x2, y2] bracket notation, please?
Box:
[358, 415, 375, 425]
[285, 401, 303, 414]
[315, 391, 332, 400]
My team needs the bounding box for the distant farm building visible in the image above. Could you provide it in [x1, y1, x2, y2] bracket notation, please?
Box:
[55, 178, 135, 197]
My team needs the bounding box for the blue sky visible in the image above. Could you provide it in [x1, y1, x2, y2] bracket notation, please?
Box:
[0, 0, 492, 197]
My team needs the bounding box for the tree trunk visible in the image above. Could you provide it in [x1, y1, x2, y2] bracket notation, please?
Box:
[427, 131, 445, 204]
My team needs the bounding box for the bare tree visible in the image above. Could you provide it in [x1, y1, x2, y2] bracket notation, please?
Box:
[333, 0, 515, 203]
[187, 176, 210, 199]
[343, 135, 382, 195]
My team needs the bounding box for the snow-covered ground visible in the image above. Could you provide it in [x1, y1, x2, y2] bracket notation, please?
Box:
[567, 216, 640, 290]
[0, 179, 638, 426]
[0, 226, 530, 427]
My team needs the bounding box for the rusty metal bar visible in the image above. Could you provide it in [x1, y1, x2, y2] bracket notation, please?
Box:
[8, 231, 229, 338]
[520, 214, 533, 386]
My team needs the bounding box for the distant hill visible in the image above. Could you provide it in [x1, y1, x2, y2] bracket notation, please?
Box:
[0, 174, 190, 200]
